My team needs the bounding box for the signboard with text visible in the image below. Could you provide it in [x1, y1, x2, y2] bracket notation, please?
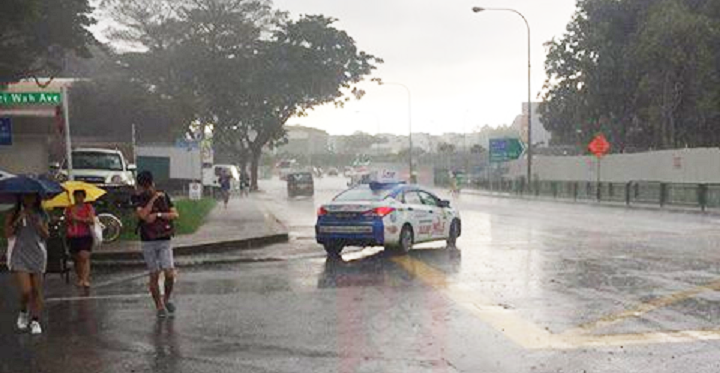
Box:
[489, 138, 525, 163]
[0, 92, 62, 105]
[0, 117, 11, 146]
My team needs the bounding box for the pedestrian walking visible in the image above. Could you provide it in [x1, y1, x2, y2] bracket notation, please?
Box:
[132, 171, 180, 318]
[219, 169, 232, 208]
[4, 194, 50, 335]
[64, 190, 96, 288]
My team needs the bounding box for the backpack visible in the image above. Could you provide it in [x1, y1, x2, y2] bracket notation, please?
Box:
[138, 194, 175, 240]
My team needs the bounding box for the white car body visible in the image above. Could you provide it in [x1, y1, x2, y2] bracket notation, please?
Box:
[62, 148, 136, 187]
[316, 183, 462, 254]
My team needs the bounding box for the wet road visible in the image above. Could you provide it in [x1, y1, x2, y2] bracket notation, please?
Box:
[2, 177, 720, 372]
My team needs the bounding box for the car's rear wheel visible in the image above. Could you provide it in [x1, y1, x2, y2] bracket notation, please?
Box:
[390, 225, 414, 255]
[447, 219, 461, 247]
[324, 242, 344, 256]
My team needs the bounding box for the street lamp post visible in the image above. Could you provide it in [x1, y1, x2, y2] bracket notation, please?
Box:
[381, 82, 414, 183]
[472, 6, 533, 190]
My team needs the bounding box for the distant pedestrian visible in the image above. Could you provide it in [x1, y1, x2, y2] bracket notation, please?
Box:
[64, 190, 96, 288]
[219, 169, 232, 208]
[132, 171, 180, 318]
[4, 194, 50, 335]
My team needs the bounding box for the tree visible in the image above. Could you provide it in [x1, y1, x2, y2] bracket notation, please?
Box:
[240, 15, 381, 189]
[470, 144, 486, 154]
[541, 0, 720, 151]
[0, 0, 96, 84]
[102, 0, 381, 190]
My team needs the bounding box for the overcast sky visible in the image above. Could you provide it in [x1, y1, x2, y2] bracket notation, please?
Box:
[93, 0, 578, 136]
[271, 0, 577, 135]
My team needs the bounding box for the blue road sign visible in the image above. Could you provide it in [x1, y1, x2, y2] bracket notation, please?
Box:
[0, 117, 11, 146]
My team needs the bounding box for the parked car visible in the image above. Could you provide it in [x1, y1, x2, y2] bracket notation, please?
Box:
[55, 148, 136, 188]
[316, 182, 462, 256]
[327, 168, 339, 176]
[287, 172, 314, 198]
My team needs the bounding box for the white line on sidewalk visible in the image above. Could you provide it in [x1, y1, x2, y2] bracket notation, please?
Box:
[46, 293, 148, 303]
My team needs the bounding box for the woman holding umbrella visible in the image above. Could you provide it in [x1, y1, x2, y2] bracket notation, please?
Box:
[64, 190, 96, 287]
[2, 175, 63, 335]
[4, 193, 50, 335]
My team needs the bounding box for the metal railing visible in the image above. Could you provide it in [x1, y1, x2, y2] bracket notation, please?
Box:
[463, 180, 720, 211]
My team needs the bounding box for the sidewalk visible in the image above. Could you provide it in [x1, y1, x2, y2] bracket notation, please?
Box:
[93, 196, 289, 265]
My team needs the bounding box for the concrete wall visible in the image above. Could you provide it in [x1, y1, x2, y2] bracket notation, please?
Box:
[137, 146, 202, 180]
[506, 148, 720, 183]
[0, 135, 49, 175]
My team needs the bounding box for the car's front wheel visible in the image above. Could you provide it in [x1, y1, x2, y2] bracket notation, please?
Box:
[324, 242, 344, 256]
[447, 219, 461, 247]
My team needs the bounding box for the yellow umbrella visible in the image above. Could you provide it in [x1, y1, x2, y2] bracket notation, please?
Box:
[43, 181, 107, 210]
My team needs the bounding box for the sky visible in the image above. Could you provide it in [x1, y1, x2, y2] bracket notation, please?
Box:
[91, 0, 579, 136]
[272, 0, 578, 136]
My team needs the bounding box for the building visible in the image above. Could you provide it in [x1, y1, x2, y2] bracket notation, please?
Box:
[511, 102, 552, 148]
[282, 126, 330, 155]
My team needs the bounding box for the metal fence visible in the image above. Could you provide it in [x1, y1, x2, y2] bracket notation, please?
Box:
[465, 180, 720, 211]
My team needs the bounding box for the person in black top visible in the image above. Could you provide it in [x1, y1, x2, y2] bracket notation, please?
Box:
[131, 171, 180, 318]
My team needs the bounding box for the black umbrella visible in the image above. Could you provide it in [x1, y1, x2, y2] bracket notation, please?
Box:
[0, 176, 64, 203]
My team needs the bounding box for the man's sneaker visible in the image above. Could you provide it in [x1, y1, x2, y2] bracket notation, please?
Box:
[165, 302, 176, 316]
[157, 308, 168, 318]
[29, 320, 42, 335]
[16, 312, 29, 331]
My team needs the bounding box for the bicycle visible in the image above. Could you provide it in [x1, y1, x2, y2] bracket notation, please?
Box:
[97, 212, 123, 244]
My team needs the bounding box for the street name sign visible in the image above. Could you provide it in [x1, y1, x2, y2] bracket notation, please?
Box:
[0, 92, 62, 105]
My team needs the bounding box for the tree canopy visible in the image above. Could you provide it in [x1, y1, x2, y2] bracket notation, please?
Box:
[0, 0, 96, 84]
[100, 0, 381, 188]
[541, 0, 720, 151]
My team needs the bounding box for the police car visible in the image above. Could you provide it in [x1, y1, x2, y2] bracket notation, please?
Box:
[315, 181, 462, 255]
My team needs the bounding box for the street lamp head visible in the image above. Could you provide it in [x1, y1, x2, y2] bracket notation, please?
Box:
[472, 6, 485, 13]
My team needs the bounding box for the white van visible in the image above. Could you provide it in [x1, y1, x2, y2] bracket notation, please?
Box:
[202, 164, 240, 192]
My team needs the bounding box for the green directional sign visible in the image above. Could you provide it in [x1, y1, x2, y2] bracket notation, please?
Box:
[0, 92, 62, 105]
[489, 138, 525, 163]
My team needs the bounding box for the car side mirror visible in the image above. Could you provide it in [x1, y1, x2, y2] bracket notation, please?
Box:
[438, 200, 450, 208]
[127, 164, 137, 171]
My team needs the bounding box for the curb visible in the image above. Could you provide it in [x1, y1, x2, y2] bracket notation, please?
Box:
[92, 233, 290, 262]
[461, 189, 720, 217]
[92, 255, 286, 269]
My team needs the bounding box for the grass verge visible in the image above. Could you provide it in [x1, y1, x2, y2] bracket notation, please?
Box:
[117, 197, 217, 241]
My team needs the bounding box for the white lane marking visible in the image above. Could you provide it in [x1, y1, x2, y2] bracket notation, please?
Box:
[46, 293, 148, 303]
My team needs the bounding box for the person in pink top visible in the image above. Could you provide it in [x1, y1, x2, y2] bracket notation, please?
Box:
[64, 190, 96, 287]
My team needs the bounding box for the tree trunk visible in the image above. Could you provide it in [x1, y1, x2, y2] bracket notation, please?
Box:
[250, 149, 261, 192]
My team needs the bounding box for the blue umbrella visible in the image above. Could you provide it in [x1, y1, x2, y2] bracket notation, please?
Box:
[0, 176, 64, 201]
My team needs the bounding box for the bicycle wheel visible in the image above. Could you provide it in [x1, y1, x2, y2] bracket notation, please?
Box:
[97, 213, 123, 244]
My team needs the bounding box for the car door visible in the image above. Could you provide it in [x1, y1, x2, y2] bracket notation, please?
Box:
[403, 190, 432, 242]
[418, 191, 447, 240]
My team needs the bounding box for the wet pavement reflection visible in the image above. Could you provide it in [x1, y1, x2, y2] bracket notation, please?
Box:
[1, 178, 720, 372]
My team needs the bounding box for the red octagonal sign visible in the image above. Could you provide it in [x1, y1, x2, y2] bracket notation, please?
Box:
[588, 134, 611, 158]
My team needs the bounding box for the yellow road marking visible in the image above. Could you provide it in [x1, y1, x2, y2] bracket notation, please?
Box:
[564, 279, 720, 336]
[392, 255, 720, 350]
[392, 256, 570, 349]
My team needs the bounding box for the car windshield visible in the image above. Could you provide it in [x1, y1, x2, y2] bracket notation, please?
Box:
[334, 186, 395, 202]
[71, 152, 124, 171]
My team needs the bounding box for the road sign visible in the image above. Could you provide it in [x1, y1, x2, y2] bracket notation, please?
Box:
[0, 117, 11, 145]
[588, 134, 611, 158]
[489, 138, 525, 163]
[0, 92, 61, 105]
